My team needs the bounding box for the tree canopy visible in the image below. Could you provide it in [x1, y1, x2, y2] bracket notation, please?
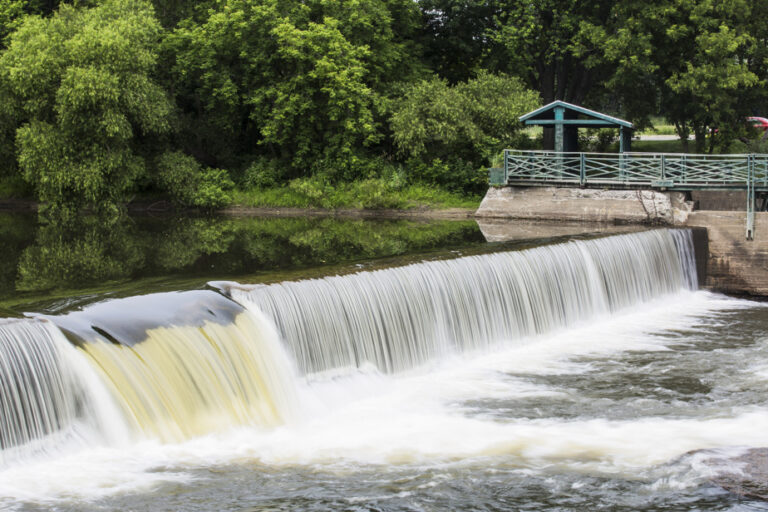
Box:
[0, 0, 173, 219]
[0, 0, 766, 213]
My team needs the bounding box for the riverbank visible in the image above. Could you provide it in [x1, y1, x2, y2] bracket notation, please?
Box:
[0, 199, 478, 220]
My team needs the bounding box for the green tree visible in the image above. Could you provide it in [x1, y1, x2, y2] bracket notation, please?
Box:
[391, 72, 539, 192]
[0, 0, 173, 219]
[577, 0, 758, 152]
[166, 0, 422, 180]
[417, 0, 506, 84]
[0, 0, 25, 45]
[492, 0, 616, 105]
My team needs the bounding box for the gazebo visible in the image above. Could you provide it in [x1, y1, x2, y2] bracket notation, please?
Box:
[519, 100, 634, 153]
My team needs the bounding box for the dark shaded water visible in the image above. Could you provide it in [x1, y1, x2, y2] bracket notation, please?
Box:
[0, 213, 488, 315]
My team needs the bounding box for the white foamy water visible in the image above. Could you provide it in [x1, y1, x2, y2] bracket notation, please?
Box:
[2, 229, 766, 510]
[1, 290, 764, 508]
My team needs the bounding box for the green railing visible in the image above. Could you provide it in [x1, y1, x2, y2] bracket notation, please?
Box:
[499, 150, 768, 239]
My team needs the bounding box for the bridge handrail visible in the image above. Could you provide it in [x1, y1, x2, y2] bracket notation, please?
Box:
[499, 149, 767, 240]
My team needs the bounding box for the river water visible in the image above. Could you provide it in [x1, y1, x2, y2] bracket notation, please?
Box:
[0, 215, 766, 511]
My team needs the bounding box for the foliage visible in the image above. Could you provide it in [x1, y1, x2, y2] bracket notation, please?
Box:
[233, 178, 480, 210]
[156, 151, 234, 209]
[579, 128, 618, 153]
[417, 0, 505, 84]
[165, 0, 423, 179]
[492, 0, 617, 105]
[1, 0, 768, 211]
[391, 72, 538, 193]
[576, 0, 759, 152]
[0, 0, 173, 220]
[0, 1, 25, 45]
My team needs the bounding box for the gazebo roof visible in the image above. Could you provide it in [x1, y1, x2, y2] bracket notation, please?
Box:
[520, 100, 633, 129]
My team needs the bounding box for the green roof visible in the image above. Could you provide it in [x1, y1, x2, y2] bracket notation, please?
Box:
[520, 100, 633, 129]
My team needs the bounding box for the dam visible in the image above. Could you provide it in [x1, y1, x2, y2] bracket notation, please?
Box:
[2, 226, 768, 510]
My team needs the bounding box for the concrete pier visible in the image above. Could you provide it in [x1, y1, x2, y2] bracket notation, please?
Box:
[687, 211, 768, 296]
[476, 186, 768, 297]
[476, 186, 694, 225]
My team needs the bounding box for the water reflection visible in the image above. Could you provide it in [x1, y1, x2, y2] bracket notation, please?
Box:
[0, 214, 486, 310]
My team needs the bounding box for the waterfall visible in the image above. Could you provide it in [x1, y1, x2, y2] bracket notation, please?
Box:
[77, 308, 300, 442]
[0, 318, 126, 464]
[0, 229, 698, 462]
[229, 229, 698, 375]
[47, 291, 300, 443]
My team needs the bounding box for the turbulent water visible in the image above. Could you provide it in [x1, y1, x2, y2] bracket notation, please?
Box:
[1, 228, 767, 511]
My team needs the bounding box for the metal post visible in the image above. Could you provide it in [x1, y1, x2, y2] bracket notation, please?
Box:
[554, 106, 564, 178]
[619, 127, 624, 154]
[747, 154, 755, 240]
[661, 154, 666, 182]
[503, 149, 509, 183]
[580, 153, 586, 186]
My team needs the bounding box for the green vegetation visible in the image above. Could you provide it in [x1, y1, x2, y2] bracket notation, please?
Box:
[0, 0, 767, 217]
[233, 179, 481, 210]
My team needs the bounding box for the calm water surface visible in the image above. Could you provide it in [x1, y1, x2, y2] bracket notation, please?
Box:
[1, 214, 767, 511]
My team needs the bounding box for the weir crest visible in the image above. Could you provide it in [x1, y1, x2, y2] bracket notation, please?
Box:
[0, 229, 698, 462]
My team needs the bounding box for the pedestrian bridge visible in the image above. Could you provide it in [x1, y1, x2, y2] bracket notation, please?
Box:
[490, 150, 768, 239]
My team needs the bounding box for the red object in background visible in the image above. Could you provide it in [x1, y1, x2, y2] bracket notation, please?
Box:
[747, 116, 768, 131]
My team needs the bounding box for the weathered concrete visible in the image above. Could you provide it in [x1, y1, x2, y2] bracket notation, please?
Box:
[476, 186, 694, 225]
[686, 211, 768, 296]
[690, 190, 747, 211]
[476, 218, 643, 242]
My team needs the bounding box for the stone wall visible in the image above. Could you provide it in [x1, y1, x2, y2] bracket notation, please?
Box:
[476, 186, 693, 225]
[686, 211, 768, 297]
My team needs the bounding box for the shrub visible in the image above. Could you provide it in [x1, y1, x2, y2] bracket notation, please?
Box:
[156, 151, 233, 209]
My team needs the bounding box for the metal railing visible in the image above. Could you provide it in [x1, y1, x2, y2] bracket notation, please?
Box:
[500, 150, 768, 239]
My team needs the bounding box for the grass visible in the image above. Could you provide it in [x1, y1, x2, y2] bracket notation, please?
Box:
[638, 116, 677, 136]
[625, 139, 688, 153]
[231, 179, 482, 211]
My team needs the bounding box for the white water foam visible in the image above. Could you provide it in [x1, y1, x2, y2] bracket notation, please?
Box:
[1, 290, 762, 507]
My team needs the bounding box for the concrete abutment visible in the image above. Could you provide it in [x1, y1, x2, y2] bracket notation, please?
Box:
[475, 186, 768, 297]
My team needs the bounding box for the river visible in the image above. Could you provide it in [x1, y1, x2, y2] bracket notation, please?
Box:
[0, 214, 766, 511]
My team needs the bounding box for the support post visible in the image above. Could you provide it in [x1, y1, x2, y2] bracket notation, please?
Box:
[580, 153, 586, 186]
[747, 154, 755, 240]
[503, 149, 509, 183]
[554, 106, 564, 178]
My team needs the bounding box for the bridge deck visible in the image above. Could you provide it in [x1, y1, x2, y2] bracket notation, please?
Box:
[494, 150, 768, 239]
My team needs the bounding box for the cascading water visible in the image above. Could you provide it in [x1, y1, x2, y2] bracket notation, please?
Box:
[228, 229, 698, 375]
[0, 229, 701, 477]
[46, 291, 301, 443]
[0, 318, 127, 464]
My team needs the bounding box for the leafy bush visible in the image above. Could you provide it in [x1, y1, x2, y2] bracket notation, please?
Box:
[242, 158, 284, 188]
[391, 72, 539, 194]
[156, 151, 233, 209]
[406, 158, 488, 195]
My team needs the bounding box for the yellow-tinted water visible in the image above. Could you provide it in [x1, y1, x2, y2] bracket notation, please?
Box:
[80, 310, 298, 442]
